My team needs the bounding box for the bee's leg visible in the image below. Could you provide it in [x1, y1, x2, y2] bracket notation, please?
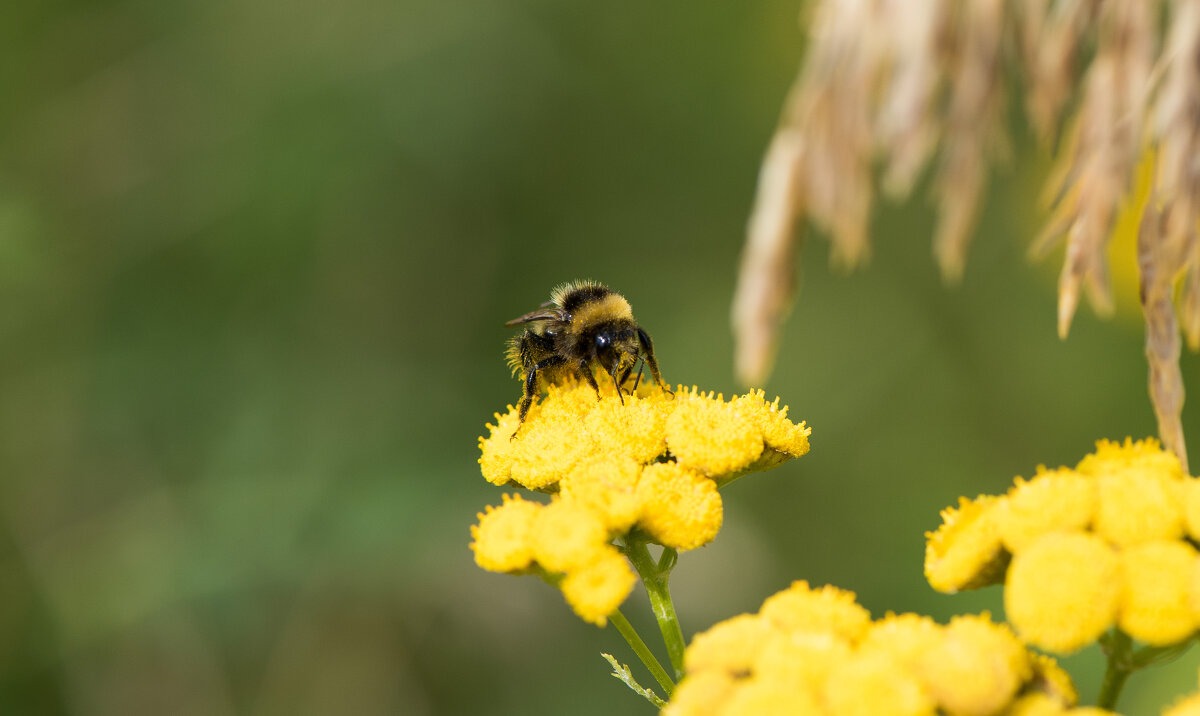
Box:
[579, 359, 604, 401]
[630, 359, 645, 392]
[517, 355, 566, 425]
[637, 327, 672, 396]
[607, 366, 625, 405]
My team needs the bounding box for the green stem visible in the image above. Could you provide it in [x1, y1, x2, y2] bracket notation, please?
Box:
[609, 609, 675, 697]
[1098, 629, 1133, 710]
[623, 535, 686, 677]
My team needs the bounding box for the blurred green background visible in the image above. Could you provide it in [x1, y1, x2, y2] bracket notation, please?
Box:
[2, 1, 1197, 714]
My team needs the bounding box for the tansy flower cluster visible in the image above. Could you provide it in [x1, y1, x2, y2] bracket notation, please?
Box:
[926, 438, 1200, 653]
[470, 378, 811, 625]
[663, 581, 1085, 716]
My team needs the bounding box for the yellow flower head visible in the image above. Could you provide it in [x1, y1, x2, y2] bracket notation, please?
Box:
[665, 583, 1075, 716]
[478, 379, 809, 492]
[635, 462, 723, 551]
[996, 467, 1095, 552]
[927, 438, 1200, 654]
[531, 497, 610, 573]
[916, 613, 1032, 716]
[558, 545, 636, 627]
[472, 377, 811, 625]
[924, 495, 1008, 593]
[1004, 531, 1120, 653]
[760, 581, 872, 643]
[1117, 540, 1199, 646]
[470, 493, 542, 573]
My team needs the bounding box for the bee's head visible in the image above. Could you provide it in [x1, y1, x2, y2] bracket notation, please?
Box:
[592, 323, 640, 375]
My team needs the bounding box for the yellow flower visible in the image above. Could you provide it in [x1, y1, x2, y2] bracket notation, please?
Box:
[759, 581, 872, 643]
[478, 379, 809, 492]
[530, 497, 610, 573]
[661, 671, 735, 716]
[558, 546, 636, 627]
[858, 613, 943, 672]
[1077, 437, 1186, 481]
[473, 378, 811, 625]
[1007, 693, 1069, 716]
[665, 583, 1076, 716]
[683, 613, 771, 675]
[1028, 652, 1078, 706]
[824, 650, 935, 716]
[720, 677, 823, 715]
[916, 614, 1032, 716]
[665, 387, 765, 476]
[735, 389, 813, 458]
[635, 462, 723, 550]
[996, 468, 1095, 552]
[1092, 463, 1183, 547]
[925, 495, 1008, 593]
[1117, 540, 1198, 645]
[1004, 531, 1120, 653]
[558, 457, 643, 533]
[929, 438, 1200, 654]
[752, 630, 854, 693]
[470, 494, 542, 572]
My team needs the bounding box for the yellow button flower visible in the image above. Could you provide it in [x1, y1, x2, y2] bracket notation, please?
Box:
[925, 495, 1008, 593]
[665, 387, 765, 476]
[473, 378, 811, 626]
[531, 497, 610, 573]
[478, 379, 810, 493]
[858, 613, 943, 672]
[824, 650, 935, 716]
[752, 630, 854, 693]
[470, 493, 542, 573]
[720, 676, 823, 716]
[683, 613, 771, 675]
[928, 438, 1200, 655]
[558, 457, 642, 533]
[635, 462, 723, 551]
[1093, 466, 1184, 547]
[1005, 531, 1120, 653]
[558, 545, 636, 627]
[1117, 540, 1199, 646]
[661, 671, 735, 716]
[759, 581, 872, 642]
[996, 468, 1095, 552]
[916, 614, 1032, 716]
[665, 582, 1079, 716]
[1077, 437, 1186, 481]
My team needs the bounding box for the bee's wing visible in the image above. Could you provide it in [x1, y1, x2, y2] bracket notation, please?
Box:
[504, 308, 567, 326]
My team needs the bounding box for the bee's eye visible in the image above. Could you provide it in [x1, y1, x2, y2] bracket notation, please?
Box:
[595, 334, 610, 348]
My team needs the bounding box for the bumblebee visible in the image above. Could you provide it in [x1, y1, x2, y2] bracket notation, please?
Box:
[505, 280, 670, 426]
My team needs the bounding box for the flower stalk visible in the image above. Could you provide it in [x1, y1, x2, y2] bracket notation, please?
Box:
[1098, 629, 1133, 710]
[622, 533, 686, 677]
[608, 610, 674, 699]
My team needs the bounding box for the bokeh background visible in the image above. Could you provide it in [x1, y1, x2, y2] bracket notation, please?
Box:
[2, 1, 1198, 714]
